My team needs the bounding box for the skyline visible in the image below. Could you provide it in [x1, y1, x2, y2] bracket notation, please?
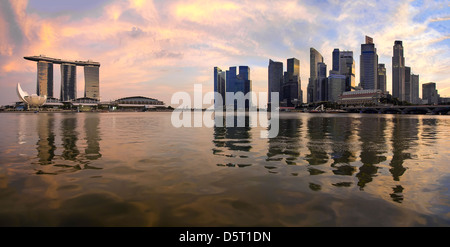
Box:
[0, 0, 449, 106]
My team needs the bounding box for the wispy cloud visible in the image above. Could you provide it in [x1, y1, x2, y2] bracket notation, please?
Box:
[0, 0, 449, 106]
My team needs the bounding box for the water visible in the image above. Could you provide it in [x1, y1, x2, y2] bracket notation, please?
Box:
[0, 112, 449, 226]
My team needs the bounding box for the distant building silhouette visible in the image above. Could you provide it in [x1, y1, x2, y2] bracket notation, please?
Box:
[327, 49, 355, 102]
[422, 82, 439, 105]
[225, 66, 252, 110]
[377, 64, 387, 93]
[411, 74, 420, 104]
[360, 36, 378, 90]
[308, 47, 324, 103]
[214, 67, 226, 109]
[268, 59, 283, 107]
[405, 66, 411, 103]
[392, 40, 405, 101]
[317, 62, 327, 101]
[282, 58, 302, 107]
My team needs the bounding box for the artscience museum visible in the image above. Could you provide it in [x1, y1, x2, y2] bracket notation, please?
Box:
[16, 83, 47, 107]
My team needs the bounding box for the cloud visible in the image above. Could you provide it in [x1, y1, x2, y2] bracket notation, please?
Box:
[1, 0, 450, 106]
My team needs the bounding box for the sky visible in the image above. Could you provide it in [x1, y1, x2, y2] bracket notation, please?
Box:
[0, 0, 449, 107]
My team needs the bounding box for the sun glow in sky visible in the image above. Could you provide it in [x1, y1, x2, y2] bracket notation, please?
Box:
[0, 0, 449, 106]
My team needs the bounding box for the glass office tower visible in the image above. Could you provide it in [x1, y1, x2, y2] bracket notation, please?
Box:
[268, 59, 283, 106]
[377, 64, 387, 93]
[226, 66, 252, 110]
[214, 67, 227, 109]
[360, 36, 378, 90]
[282, 58, 301, 107]
[308, 48, 323, 103]
[37, 61, 53, 97]
[392, 40, 405, 101]
[84, 65, 100, 100]
[60, 63, 77, 101]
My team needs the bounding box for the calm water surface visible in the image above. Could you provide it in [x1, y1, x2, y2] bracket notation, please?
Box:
[0, 112, 449, 226]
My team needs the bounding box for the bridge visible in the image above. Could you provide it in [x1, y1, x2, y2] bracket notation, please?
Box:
[342, 105, 450, 115]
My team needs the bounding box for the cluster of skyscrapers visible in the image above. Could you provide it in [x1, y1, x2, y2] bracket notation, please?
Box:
[214, 66, 252, 110]
[214, 35, 446, 109]
[265, 35, 424, 107]
[24, 55, 101, 101]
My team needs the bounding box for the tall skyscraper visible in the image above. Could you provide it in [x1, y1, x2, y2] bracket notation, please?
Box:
[36, 61, 53, 97]
[411, 74, 419, 104]
[317, 62, 327, 101]
[332, 48, 340, 72]
[392, 40, 405, 101]
[214, 67, 226, 109]
[308, 47, 323, 103]
[60, 63, 77, 101]
[226, 66, 252, 110]
[282, 58, 302, 107]
[360, 36, 378, 90]
[422, 82, 439, 105]
[268, 59, 283, 106]
[377, 64, 387, 93]
[84, 65, 100, 100]
[338, 50, 355, 92]
[404, 66, 411, 103]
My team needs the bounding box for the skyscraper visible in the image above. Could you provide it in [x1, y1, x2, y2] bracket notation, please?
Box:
[268, 59, 283, 106]
[404, 66, 411, 103]
[392, 40, 405, 101]
[422, 82, 439, 105]
[214, 67, 226, 109]
[308, 47, 324, 103]
[332, 48, 340, 72]
[411, 74, 419, 104]
[282, 58, 302, 107]
[338, 50, 355, 92]
[377, 64, 387, 93]
[360, 36, 378, 90]
[317, 62, 327, 101]
[84, 65, 100, 100]
[328, 71, 346, 102]
[60, 63, 77, 101]
[37, 61, 53, 97]
[226, 66, 252, 110]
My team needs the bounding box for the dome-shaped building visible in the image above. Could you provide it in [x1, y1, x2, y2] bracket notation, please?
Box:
[17, 83, 47, 107]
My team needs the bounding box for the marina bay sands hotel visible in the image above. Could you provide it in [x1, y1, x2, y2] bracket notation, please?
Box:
[24, 55, 100, 101]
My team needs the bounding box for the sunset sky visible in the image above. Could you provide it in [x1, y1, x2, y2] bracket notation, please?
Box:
[0, 0, 449, 106]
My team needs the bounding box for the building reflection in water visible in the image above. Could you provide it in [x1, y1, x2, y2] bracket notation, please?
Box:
[305, 117, 329, 175]
[266, 116, 301, 166]
[356, 116, 387, 190]
[213, 115, 252, 167]
[84, 114, 102, 160]
[388, 117, 419, 203]
[36, 114, 56, 165]
[61, 116, 80, 161]
[327, 117, 358, 186]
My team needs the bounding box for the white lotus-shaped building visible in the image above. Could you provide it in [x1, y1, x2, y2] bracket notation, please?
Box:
[17, 83, 47, 107]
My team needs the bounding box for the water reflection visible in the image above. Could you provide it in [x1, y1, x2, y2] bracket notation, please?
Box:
[266, 116, 301, 165]
[356, 117, 387, 190]
[84, 114, 102, 160]
[33, 113, 103, 174]
[327, 117, 358, 187]
[1, 112, 450, 226]
[305, 117, 329, 176]
[61, 117, 79, 161]
[36, 114, 56, 165]
[213, 115, 252, 167]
